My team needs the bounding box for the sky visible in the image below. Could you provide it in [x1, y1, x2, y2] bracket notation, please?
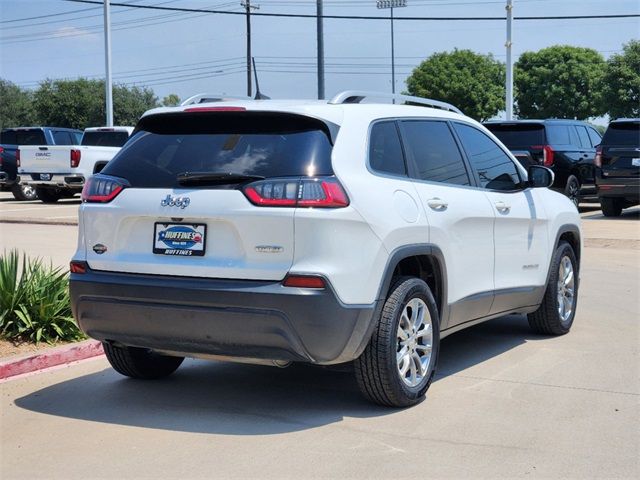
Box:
[1, 0, 639, 108]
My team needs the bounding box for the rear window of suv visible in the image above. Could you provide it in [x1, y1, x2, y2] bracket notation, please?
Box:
[0, 129, 46, 145]
[601, 122, 640, 147]
[484, 123, 544, 147]
[81, 131, 130, 147]
[102, 112, 335, 188]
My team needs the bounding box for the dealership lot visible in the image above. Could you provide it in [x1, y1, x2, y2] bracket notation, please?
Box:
[0, 194, 638, 479]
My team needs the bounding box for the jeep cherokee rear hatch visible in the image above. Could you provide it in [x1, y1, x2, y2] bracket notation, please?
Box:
[81, 110, 340, 280]
[595, 120, 640, 178]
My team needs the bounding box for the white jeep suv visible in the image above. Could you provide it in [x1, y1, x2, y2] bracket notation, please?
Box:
[70, 91, 581, 407]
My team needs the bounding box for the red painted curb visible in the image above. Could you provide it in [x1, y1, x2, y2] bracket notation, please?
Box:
[0, 340, 104, 380]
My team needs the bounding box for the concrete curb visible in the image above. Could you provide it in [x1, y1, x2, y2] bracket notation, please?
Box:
[0, 339, 103, 381]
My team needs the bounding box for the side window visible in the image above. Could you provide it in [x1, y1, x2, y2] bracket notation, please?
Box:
[52, 131, 72, 145]
[546, 125, 571, 145]
[453, 123, 522, 191]
[401, 120, 470, 186]
[576, 126, 592, 148]
[568, 126, 581, 147]
[587, 127, 602, 147]
[369, 121, 406, 176]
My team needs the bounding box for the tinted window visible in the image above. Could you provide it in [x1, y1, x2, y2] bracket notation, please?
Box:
[587, 127, 602, 147]
[546, 125, 572, 145]
[82, 131, 130, 147]
[71, 132, 83, 144]
[0, 129, 46, 145]
[601, 122, 640, 147]
[369, 122, 405, 176]
[52, 131, 73, 145]
[401, 120, 470, 186]
[576, 126, 592, 148]
[102, 112, 334, 188]
[484, 123, 545, 147]
[453, 123, 522, 191]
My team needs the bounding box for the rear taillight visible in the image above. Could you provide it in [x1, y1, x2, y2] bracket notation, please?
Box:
[594, 146, 602, 167]
[69, 261, 88, 274]
[243, 177, 349, 208]
[532, 145, 555, 166]
[81, 175, 127, 203]
[70, 149, 81, 168]
[282, 274, 326, 289]
[16, 149, 20, 167]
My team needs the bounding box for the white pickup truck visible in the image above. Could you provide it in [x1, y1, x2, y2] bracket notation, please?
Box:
[18, 126, 134, 203]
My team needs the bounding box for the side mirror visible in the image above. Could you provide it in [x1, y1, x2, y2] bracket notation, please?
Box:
[528, 165, 554, 188]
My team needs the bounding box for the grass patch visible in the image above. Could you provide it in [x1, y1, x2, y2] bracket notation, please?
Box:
[0, 250, 84, 344]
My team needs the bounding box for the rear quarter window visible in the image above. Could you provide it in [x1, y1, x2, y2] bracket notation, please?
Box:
[602, 123, 640, 147]
[102, 112, 335, 188]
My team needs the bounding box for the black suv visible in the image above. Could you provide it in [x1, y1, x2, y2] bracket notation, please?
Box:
[484, 120, 602, 207]
[595, 119, 640, 217]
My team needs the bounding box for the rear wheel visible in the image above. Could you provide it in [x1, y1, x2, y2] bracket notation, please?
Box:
[103, 342, 184, 379]
[355, 277, 440, 407]
[564, 175, 580, 208]
[11, 184, 37, 201]
[35, 187, 61, 204]
[528, 241, 578, 335]
[600, 197, 623, 217]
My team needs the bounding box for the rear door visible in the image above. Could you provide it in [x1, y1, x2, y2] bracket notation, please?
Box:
[83, 111, 336, 281]
[600, 121, 640, 178]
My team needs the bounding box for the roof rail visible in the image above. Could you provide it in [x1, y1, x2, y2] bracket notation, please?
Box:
[328, 90, 462, 115]
[180, 93, 251, 106]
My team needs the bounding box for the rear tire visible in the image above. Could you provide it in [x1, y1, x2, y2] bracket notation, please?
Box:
[355, 277, 440, 407]
[35, 187, 61, 204]
[528, 241, 578, 335]
[103, 342, 184, 379]
[11, 184, 37, 201]
[564, 175, 580, 208]
[600, 197, 623, 217]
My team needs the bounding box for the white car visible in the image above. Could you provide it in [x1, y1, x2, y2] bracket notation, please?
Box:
[18, 126, 133, 203]
[70, 91, 581, 407]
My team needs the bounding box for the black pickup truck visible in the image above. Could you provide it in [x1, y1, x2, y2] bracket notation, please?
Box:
[0, 127, 82, 200]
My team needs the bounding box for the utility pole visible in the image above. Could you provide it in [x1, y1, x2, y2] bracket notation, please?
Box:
[376, 0, 407, 98]
[241, 1, 258, 98]
[505, 0, 514, 120]
[103, 0, 113, 126]
[317, 0, 325, 100]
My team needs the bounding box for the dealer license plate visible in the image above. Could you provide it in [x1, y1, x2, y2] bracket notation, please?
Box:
[40, 173, 51, 181]
[153, 223, 206, 256]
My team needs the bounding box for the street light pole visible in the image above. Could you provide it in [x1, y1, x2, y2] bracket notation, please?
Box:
[317, 0, 325, 100]
[505, 0, 514, 120]
[376, 0, 407, 97]
[103, 0, 113, 126]
[241, 1, 259, 98]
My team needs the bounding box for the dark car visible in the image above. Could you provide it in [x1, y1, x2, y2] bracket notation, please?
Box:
[595, 119, 640, 217]
[0, 127, 82, 200]
[483, 120, 602, 207]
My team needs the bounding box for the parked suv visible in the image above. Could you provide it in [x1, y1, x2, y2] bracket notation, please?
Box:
[70, 92, 582, 407]
[595, 119, 640, 217]
[484, 120, 602, 207]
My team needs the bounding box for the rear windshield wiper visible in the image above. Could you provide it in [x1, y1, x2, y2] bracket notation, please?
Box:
[177, 172, 265, 185]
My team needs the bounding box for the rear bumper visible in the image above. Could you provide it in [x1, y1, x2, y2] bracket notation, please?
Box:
[597, 176, 639, 203]
[22, 173, 85, 189]
[70, 268, 378, 365]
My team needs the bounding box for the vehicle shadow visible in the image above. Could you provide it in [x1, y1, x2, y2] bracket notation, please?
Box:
[15, 315, 544, 435]
[581, 206, 639, 220]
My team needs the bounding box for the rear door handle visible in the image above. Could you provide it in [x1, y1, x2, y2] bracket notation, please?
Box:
[427, 198, 448, 211]
[495, 201, 511, 213]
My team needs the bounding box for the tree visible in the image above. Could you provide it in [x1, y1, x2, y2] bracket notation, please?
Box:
[515, 45, 606, 120]
[162, 94, 181, 107]
[405, 49, 505, 121]
[600, 40, 640, 119]
[33, 78, 159, 129]
[0, 79, 36, 129]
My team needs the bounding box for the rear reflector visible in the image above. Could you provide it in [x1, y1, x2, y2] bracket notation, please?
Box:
[282, 275, 326, 289]
[183, 107, 247, 112]
[70, 261, 87, 274]
[243, 177, 349, 208]
[82, 175, 127, 203]
[70, 149, 81, 168]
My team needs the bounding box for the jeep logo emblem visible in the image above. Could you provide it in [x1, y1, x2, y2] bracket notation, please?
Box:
[161, 195, 191, 209]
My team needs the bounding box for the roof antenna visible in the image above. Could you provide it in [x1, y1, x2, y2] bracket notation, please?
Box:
[252, 57, 270, 100]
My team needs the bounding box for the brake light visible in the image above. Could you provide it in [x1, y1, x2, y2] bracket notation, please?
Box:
[282, 275, 326, 289]
[69, 261, 88, 274]
[243, 177, 349, 208]
[81, 175, 126, 203]
[532, 145, 555, 166]
[594, 146, 602, 167]
[16, 149, 20, 167]
[70, 149, 81, 168]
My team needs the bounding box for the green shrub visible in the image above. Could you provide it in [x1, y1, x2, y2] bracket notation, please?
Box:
[0, 250, 84, 343]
